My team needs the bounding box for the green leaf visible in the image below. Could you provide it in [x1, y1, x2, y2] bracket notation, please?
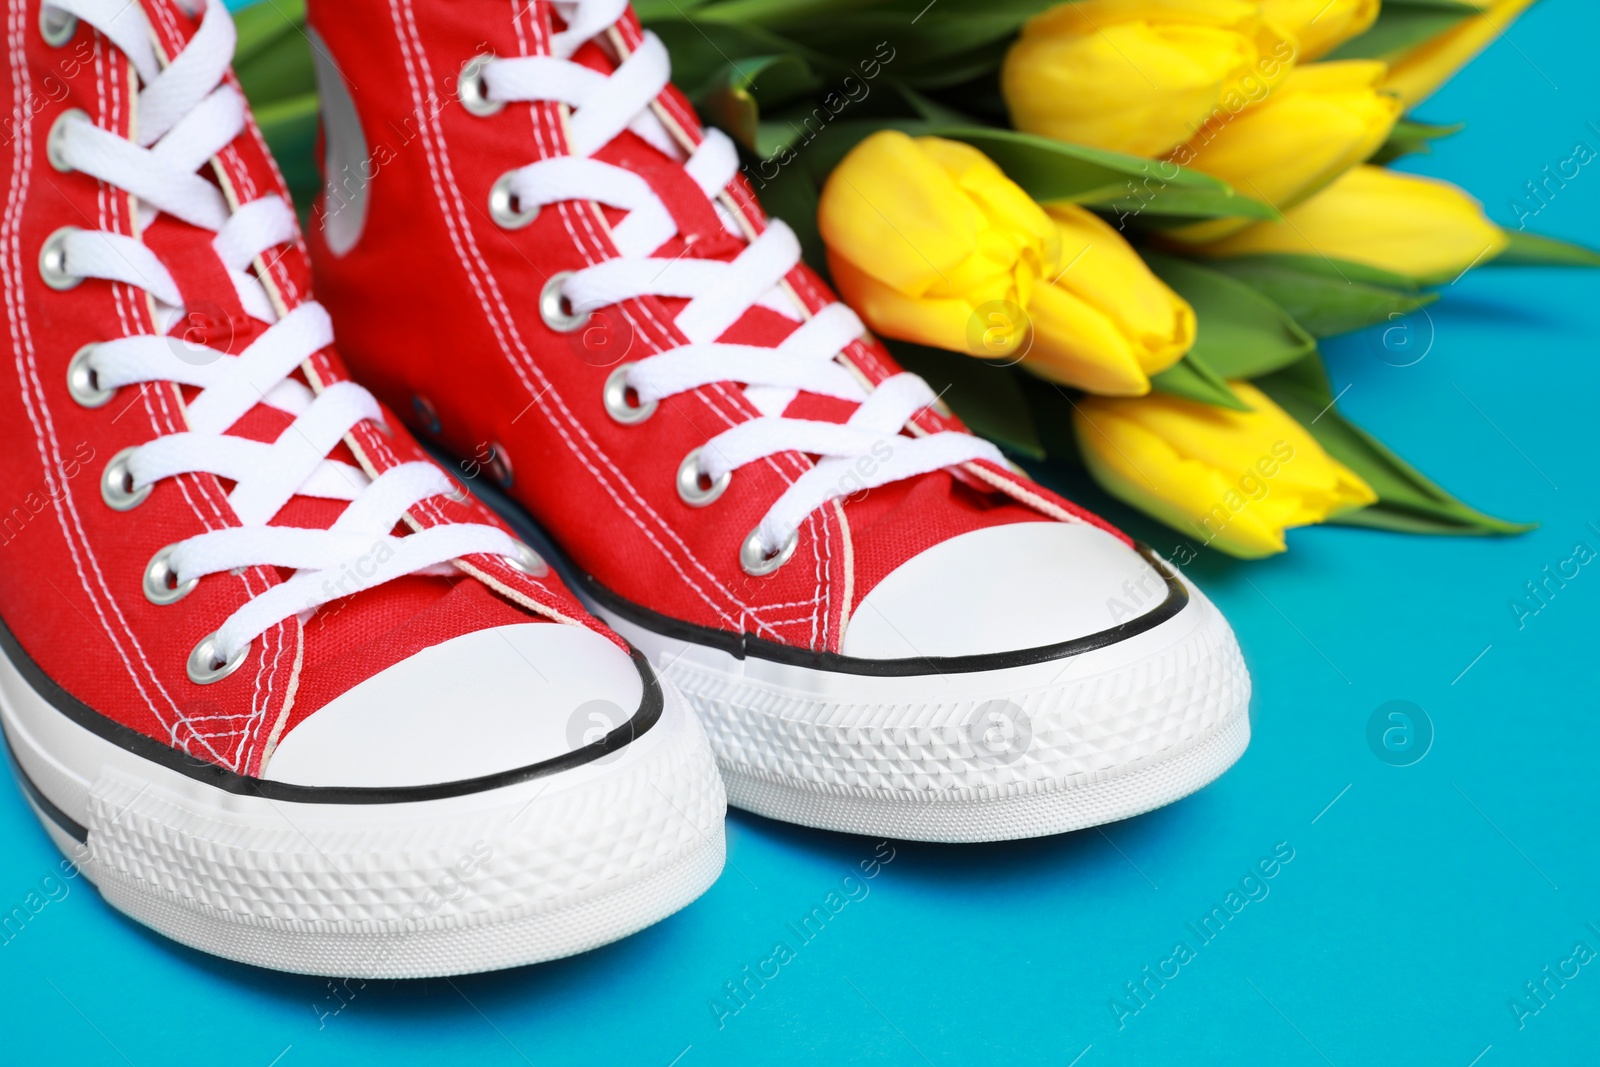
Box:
[634, 0, 720, 19]
[883, 341, 1045, 459]
[1253, 354, 1534, 536]
[750, 123, 1255, 224]
[232, 0, 312, 106]
[1325, 1, 1476, 62]
[1332, 502, 1527, 537]
[1369, 119, 1465, 166]
[752, 119, 1161, 198]
[1493, 229, 1600, 268]
[749, 156, 828, 273]
[690, 0, 901, 25]
[891, 83, 978, 125]
[253, 92, 321, 216]
[693, 54, 821, 149]
[1079, 183, 1281, 224]
[1377, 0, 1482, 9]
[887, 41, 1017, 91]
[1013, 372, 1085, 465]
[752, 113, 894, 169]
[1144, 253, 1317, 376]
[945, 128, 1244, 208]
[753, 122, 1245, 208]
[645, 19, 809, 94]
[1203, 254, 1439, 339]
[1150, 352, 1251, 411]
[1199, 252, 1422, 290]
[693, 0, 1054, 25]
[655, 3, 1029, 89]
[233, 0, 304, 66]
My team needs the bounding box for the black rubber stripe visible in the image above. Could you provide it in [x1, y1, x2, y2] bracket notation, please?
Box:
[0, 612, 661, 805]
[3, 727, 89, 843]
[443, 447, 1191, 678]
[581, 544, 1187, 676]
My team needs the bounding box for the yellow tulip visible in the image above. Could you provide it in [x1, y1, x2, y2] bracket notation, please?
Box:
[819, 131, 1058, 357]
[1073, 381, 1376, 557]
[1025, 204, 1195, 395]
[1166, 60, 1402, 243]
[1258, 0, 1379, 60]
[1189, 165, 1510, 283]
[1001, 0, 1297, 159]
[1384, 0, 1539, 108]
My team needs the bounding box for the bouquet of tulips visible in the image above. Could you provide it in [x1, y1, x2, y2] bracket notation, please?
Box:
[238, 0, 1593, 558]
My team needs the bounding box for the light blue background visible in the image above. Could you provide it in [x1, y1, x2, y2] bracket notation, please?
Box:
[4, 2, 1598, 1064]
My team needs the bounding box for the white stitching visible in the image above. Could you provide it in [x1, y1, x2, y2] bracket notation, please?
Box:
[393, 0, 790, 638]
[1, 2, 229, 764]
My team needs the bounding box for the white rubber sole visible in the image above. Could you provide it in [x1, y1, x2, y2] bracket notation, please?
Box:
[595, 573, 1251, 844]
[0, 644, 726, 977]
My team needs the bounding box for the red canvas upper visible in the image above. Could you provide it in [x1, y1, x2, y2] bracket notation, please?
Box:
[0, 0, 618, 776]
[305, 0, 1130, 655]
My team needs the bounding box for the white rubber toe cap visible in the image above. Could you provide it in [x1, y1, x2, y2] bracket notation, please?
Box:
[841, 521, 1167, 660]
[263, 623, 644, 788]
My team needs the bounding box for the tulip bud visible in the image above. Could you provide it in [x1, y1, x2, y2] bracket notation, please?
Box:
[819, 131, 1059, 357]
[1187, 165, 1510, 283]
[1258, 0, 1379, 61]
[1001, 0, 1298, 159]
[1385, 0, 1539, 108]
[1025, 204, 1195, 395]
[1166, 60, 1401, 243]
[1073, 381, 1376, 557]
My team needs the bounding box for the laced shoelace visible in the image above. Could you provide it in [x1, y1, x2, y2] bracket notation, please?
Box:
[44, 0, 527, 681]
[479, 0, 1005, 574]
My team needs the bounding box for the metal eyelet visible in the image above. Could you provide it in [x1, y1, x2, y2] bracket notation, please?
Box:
[66, 344, 114, 407]
[46, 108, 86, 173]
[101, 447, 150, 511]
[540, 271, 589, 333]
[502, 541, 548, 578]
[489, 170, 539, 230]
[676, 447, 729, 508]
[484, 440, 513, 488]
[39, 226, 81, 290]
[143, 545, 198, 606]
[458, 53, 503, 118]
[602, 364, 656, 425]
[411, 394, 442, 436]
[740, 527, 798, 578]
[187, 632, 250, 686]
[39, 5, 76, 46]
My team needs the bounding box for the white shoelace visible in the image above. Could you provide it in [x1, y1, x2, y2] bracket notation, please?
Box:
[46, 0, 522, 672]
[484, 0, 1004, 563]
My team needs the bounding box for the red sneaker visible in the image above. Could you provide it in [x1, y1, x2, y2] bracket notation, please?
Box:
[304, 0, 1251, 842]
[0, 0, 723, 975]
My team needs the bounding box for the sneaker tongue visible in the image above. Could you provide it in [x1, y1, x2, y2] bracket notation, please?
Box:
[568, 35, 744, 263]
[577, 95, 824, 398]
[589, 132, 745, 264]
[144, 0, 204, 55]
[143, 220, 269, 354]
[569, 38, 821, 405]
[131, 2, 376, 539]
[564, 31, 858, 428]
[146, 212, 352, 534]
